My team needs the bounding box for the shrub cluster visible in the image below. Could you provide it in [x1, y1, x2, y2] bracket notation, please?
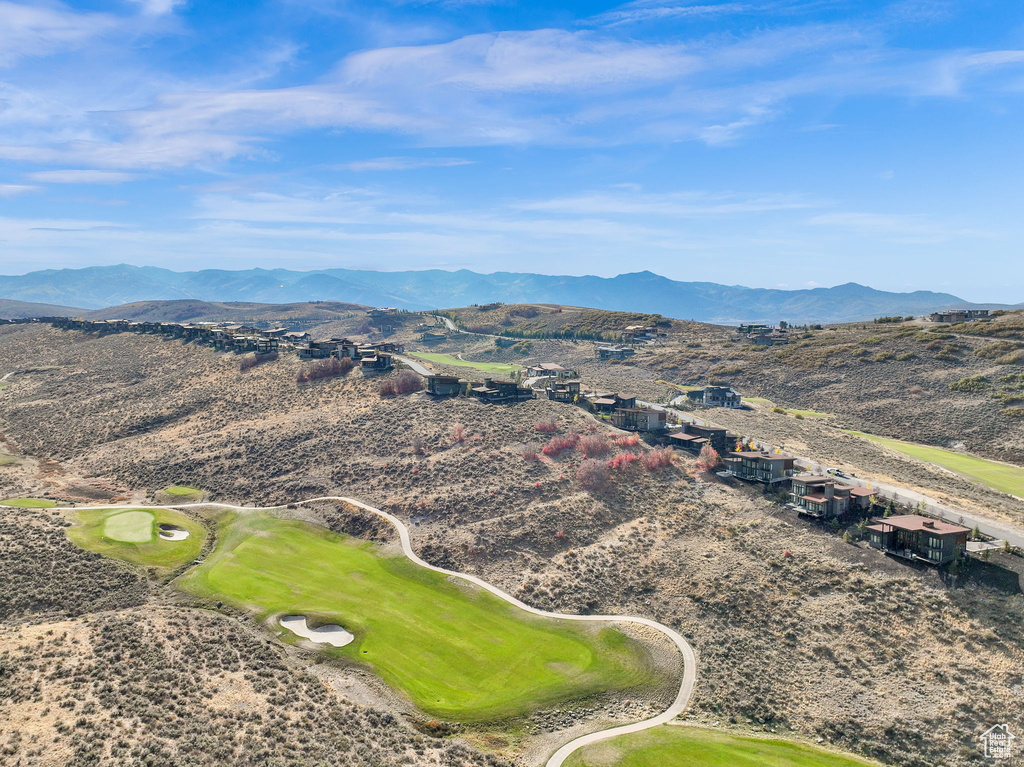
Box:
[297, 356, 355, 383]
[379, 371, 424, 397]
[239, 351, 278, 371]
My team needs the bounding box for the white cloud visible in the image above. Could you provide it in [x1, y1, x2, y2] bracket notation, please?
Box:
[26, 169, 140, 184]
[339, 156, 474, 171]
[593, 1, 749, 27]
[806, 211, 994, 243]
[516, 189, 821, 217]
[0, 1, 116, 67]
[0, 183, 38, 197]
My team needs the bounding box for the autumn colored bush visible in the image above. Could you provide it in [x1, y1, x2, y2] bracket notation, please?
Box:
[579, 435, 611, 458]
[239, 351, 278, 371]
[542, 433, 579, 457]
[696, 444, 720, 472]
[609, 452, 639, 471]
[615, 434, 640, 448]
[576, 458, 610, 490]
[451, 423, 466, 443]
[297, 355, 354, 383]
[534, 419, 559, 433]
[520, 444, 540, 461]
[379, 370, 424, 397]
[640, 447, 675, 471]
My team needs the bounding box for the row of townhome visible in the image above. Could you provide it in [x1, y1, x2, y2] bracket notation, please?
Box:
[929, 309, 990, 323]
[425, 375, 533, 403]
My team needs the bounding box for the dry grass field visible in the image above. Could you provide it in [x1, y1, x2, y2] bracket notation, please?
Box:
[1, 319, 1023, 766]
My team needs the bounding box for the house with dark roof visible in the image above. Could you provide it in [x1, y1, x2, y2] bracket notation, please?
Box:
[723, 451, 795, 484]
[527, 362, 573, 379]
[596, 346, 635, 360]
[790, 474, 873, 519]
[469, 379, 533, 403]
[547, 380, 581, 403]
[426, 375, 463, 396]
[685, 386, 742, 409]
[867, 514, 970, 565]
[612, 407, 667, 432]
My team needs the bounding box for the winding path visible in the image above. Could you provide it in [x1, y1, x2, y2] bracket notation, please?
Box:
[36, 494, 697, 767]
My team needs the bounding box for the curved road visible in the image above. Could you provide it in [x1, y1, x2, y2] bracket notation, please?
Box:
[36, 494, 698, 767]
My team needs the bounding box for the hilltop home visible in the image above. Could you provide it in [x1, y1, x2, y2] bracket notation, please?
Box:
[666, 423, 736, 455]
[469, 378, 533, 403]
[621, 325, 661, 342]
[738, 323, 772, 335]
[686, 386, 743, 409]
[527, 363, 572, 379]
[360, 353, 394, 371]
[588, 393, 637, 413]
[929, 309, 990, 323]
[596, 346, 635, 360]
[867, 514, 970, 565]
[789, 474, 873, 519]
[723, 451, 795, 484]
[748, 331, 790, 346]
[421, 331, 447, 343]
[612, 407, 667, 432]
[547, 380, 581, 403]
[426, 375, 463, 396]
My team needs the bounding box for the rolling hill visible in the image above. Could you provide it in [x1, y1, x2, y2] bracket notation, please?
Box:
[1, 264, 1013, 324]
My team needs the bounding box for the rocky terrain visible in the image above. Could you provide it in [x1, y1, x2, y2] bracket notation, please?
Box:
[1, 321, 1023, 766]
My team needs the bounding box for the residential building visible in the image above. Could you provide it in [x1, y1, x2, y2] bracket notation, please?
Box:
[426, 375, 463, 396]
[547, 380, 581, 403]
[612, 407, 667, 432]
[421, 331, 446, 343]
[686, 386, 743, 408]
[867, 514, 970, 565]
[588, 392, 637, 413]
[723, 451, 795, 484]
[469, 378, 533, 403]
[596, 346, 635, 360]
[677, 423, 735, 454]
[929, 309, 990, 323]
[360, 353, 394, 371]
[789, 474, 873, 519]
[527, 362, 572, 379]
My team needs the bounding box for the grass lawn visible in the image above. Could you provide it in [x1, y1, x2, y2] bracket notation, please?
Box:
[845, 431, 1024, 497]
[1, 497, 57, 508]
[564, 725, 881, 767]
[163, 485, 203, 496]
[178, 512, 656, 722]
[409, 351, 521, 377]
[67, 507, 205, 569]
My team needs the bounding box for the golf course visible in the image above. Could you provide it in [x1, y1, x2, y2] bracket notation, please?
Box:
[67, 507, 205, 569]
[1, 497, 57, 508]
[178, 511, 657, 722]
[408, 351, 521, 377]
[845, 431, 1024, 497]
[563, 725, 880, 767]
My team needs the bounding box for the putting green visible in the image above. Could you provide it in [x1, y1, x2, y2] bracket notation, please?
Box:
[67, 507, 206, 569]
[0, 497, 57, 508]
[179, 512, 656, 721]
[163, 485, 202, 496]
[564, 725, 881, 767]
[104, 510, 155, 542]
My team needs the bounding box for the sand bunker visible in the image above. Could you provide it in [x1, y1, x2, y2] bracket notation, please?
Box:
[279, 615, 354, 647]
[158, 524, 190, 541]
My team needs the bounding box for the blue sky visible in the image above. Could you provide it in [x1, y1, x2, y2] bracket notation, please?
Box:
[0, 0, 1022, 301]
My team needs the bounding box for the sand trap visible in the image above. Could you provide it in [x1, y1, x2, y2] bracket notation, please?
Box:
[158, 524, 190, 541]
[279, 615, 354, 647]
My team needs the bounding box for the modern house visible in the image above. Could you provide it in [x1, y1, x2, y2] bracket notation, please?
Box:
[686, 386, 743, 409]
[929, 309, 990, 323]
[426, 375, 463, 396]
[588, 393, 637, 413]
[789, 474, 873, 519]
[421, 331, 447, 343]
[867, 514, 970, 565]
[547, 380, 581, 403]
[612, 407, 667, 432]
[665, 423, 736, 455]
[596, 346, 635, 360]
[723, 451, 795, 484]
[469, 379, 533, 403]
[738, 323, 772, 335]
[359, 353, 394, 371]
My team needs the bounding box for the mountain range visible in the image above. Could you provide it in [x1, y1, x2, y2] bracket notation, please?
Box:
[0, 264, 1015, 325]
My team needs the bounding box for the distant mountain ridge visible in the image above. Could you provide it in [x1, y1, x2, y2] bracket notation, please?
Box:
[0, 264, 1014, 324]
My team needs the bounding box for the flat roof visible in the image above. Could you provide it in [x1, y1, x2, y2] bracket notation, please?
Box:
[874, 514, 970, 535]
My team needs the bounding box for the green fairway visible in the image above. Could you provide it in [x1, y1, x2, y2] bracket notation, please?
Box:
[163, 485, 203, 496]
[845, 430, 1024, 497]
[1, 497, 57, 508]
[67, 507, 205, 569]
[409, 351, 521, 377]
[564, 725, 880, 767]
[179, 512, 656, 721]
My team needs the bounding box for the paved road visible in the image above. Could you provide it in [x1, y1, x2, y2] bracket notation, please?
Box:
[653, 397, 1024, 549]
[394, 354, 433, 377]
[33, 495, 698, 767]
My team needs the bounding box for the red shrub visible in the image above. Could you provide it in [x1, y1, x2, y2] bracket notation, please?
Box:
[696, 444, 720, 472]
[534, 419, 559, 433]
[451, 424, 466, 443]
[615, 434, 640, 448]
[378, 379, 398, 396]
[577, 458, 610, 491]
[640, 447, 675, 472]
[379, 370, 423, 397]
[240, 351, 278, 371]
[542, 433, 579, 457]
[579, 435, 611, 458]
[609, 452, 639, 471]
[299, 355, 354, 383]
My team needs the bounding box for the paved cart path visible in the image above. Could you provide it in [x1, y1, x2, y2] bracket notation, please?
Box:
[34, 495, 697, 767]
